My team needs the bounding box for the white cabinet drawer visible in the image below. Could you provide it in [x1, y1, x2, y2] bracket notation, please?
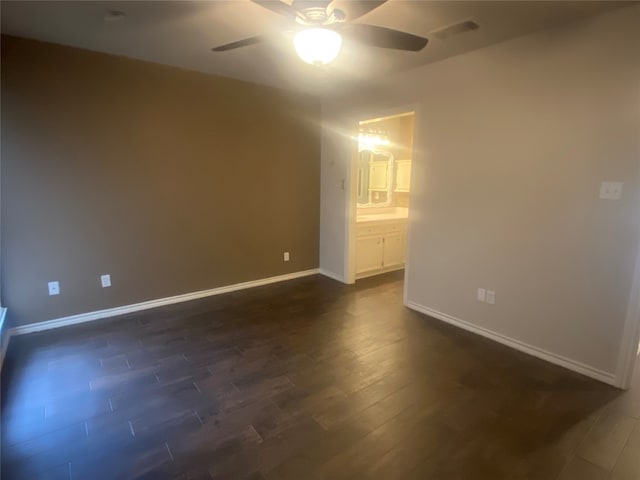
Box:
[384, 222, 406, 234]
[356, 221, 406, 237]
[357, 224, 388, 236]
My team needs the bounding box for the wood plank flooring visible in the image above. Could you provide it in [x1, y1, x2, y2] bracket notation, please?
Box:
[1, 271, 639, 479]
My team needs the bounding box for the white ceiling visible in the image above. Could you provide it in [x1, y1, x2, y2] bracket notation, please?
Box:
[0, 1, 632, 95]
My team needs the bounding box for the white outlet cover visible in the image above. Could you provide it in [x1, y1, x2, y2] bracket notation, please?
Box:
[486, 290, 496, 305]
[283, 252, 290, 262]
[600, 182, 623, 200]
[101, 274, 111, 288]
[48, 281, 60, 296]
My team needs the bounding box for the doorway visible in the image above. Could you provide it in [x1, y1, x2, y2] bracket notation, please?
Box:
[346, 110, 416, 284]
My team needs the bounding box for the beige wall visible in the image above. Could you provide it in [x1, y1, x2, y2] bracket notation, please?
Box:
[1, 36, 321, 326]
[321, 5, 640, 377]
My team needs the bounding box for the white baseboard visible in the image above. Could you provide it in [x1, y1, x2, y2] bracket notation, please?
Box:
[9, 269, 320, 336]
[406, 301, 617, 386]
[319, 268, 347, 283]
[356, 265, 404, 281]
[0, 307, 9, 370]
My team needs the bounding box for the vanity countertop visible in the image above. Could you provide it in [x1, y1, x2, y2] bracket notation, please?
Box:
[356, 209, 408, 223]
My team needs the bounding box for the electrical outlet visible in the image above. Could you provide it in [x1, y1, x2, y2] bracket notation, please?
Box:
[101, 274, 111, 288]
[48, 281, 60, 296]
[477, 288, 486, 302]
[600, 182, 623, 200]
[486, 290, 496, 305]
[283, 251, 290, 262]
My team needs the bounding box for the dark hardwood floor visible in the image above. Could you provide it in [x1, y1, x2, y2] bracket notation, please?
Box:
[1, 272, 639, 480]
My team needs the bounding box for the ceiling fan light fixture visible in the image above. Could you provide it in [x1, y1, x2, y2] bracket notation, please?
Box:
[293, 28, 342, 65]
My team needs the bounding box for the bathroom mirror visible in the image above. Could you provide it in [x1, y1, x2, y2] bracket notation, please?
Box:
[356, 149, 394, 207]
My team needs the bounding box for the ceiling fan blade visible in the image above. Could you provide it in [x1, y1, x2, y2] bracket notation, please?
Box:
[251, 0, 301, 20]
[342, 24, 428, 51]
[330, 0, 386, 21]
[212, 36, 265, 52]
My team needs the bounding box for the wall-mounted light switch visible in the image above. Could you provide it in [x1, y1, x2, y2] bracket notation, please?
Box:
[48, 281, 60, 296]
[486, 290, 496, 305]
[477, 288, 486, 302]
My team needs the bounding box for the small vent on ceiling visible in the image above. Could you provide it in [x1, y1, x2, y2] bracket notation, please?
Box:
[433, 20, 480, 40]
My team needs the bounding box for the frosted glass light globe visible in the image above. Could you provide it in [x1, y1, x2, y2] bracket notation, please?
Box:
[293, 28, 342, 65]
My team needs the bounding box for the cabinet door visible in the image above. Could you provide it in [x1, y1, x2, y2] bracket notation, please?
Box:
[369, 161, 389, 190]
[356, 235, 384, 275]
[382, 232, 405, 268]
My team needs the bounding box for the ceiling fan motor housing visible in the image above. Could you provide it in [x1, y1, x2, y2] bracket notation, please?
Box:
[292, 0, 343, 25]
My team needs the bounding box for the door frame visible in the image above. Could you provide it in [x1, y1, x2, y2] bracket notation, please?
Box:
[615, 235, 640, 388]
[343, 102, 640, 389]
[345, 104, 420, 287]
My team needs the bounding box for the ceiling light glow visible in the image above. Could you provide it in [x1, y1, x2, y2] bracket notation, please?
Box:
[293, 28, 342, 65]
[359, 133, 390, 150]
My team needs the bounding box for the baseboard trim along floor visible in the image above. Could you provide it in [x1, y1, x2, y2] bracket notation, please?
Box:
[318, 268, 346, 284]
[406, 301, 617, 387]
[9, 268, 320, 336]
[6, 274, 619, 389]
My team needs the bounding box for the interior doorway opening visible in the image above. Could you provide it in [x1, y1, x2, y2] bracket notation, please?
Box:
[347, 110, 416, 284]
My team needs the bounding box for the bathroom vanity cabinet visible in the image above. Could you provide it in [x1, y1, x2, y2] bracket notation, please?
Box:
[355, 219, 407, 279]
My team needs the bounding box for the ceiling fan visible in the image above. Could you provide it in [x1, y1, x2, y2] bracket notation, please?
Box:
[211, 0, 428, 65]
